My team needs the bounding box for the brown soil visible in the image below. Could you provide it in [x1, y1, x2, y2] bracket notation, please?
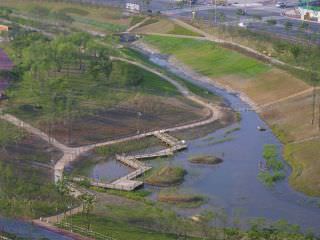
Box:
[261, 91, 320, 142]
[0, 133, 63, 167]
[44, 96, 207, 147]
[172, 107, 236, 140]
[134, 18, 175, 34]
[215, 68, 309, 106]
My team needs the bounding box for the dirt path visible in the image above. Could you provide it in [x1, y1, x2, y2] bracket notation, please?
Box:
[126, 17, 151, 32]
[292, 135, 320, 144]
[258, 87, 320, 110]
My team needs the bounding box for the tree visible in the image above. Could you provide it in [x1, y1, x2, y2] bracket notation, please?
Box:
[68, 32, 91, 71]
[87, 40, 112, 80]
[0, 121, 24, 155]
[110, 61, 143, 87]
[290, 45, 301, 62]
[79, 193, 96, 232]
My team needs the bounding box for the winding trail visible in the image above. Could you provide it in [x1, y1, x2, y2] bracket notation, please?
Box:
[0, 57, 223, 183]
[258, 86, 320, 110]
[126, 17, 151, 33]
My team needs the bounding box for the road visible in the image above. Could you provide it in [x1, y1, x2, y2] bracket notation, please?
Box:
[171, 4, 320, 44]
[83, 0, 320, 43]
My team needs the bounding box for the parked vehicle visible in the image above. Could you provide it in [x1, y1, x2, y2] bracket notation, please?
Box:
[276, 2, 286, 8]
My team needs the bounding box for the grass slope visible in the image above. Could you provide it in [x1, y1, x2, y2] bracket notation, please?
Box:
[143, 34, 320, 196]
[0, 0, 130, 33]
[143, 35, 269, 78]
[284, 140, 320, 196]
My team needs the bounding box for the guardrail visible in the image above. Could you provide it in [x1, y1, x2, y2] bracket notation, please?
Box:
[57, 222, 116, 240]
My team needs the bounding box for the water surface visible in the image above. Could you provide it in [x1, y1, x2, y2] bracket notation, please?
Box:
[143, 50, 320, 232]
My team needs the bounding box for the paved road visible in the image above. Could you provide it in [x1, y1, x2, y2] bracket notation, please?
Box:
[172, 4, 320, 43]
[54, 0, 320, 43]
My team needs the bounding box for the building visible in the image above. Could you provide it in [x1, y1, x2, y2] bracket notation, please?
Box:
[298, 0, 320, 22]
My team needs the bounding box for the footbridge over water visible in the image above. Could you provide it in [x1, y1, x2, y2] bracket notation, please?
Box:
[72, 132, 187, 191]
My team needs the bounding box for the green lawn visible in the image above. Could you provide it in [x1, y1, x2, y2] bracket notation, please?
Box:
[72, 15, 127, 33]
[284, 140, 320, 196]
[62, 214, 184, 240]
[143, 36, 269, 78]
[120, 47, 220, 101]
[167, 24, 203, 37]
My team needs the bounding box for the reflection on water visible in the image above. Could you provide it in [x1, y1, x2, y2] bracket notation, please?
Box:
[145, 52, 320, 233]
[2, 48, 320, 237]
[90, 159, 133, 182]
[0, 217, 72, 240]
[89, 51, 320, 233]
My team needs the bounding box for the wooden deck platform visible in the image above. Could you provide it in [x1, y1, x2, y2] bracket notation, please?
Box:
[73, 132, 187, 191]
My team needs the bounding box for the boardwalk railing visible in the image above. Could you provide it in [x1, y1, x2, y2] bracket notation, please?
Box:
[73, 132, 188, 191]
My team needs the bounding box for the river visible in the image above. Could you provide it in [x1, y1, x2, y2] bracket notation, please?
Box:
[1, 47, 320, 237]
[91, 48, 320, 233]
[0, 217, 73, 240]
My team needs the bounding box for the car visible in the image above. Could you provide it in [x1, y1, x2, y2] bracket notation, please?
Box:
[238, 22, 247, 28]
[276, 2, 286, 8]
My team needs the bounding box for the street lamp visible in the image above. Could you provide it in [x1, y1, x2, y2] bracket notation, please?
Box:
[137, 111, 142, 134]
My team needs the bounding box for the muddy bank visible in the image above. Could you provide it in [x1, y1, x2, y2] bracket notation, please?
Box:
[37, 95, 207, 147]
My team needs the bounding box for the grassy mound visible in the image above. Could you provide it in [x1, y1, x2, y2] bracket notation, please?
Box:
[158, 191, 205, 208]
[189, 155, 223, 165]
[146, 166, 186, 187]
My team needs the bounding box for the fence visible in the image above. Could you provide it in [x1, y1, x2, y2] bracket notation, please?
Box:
[57, 222, 116, 240]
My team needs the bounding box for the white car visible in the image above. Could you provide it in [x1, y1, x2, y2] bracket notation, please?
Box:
[238, 22, 247, 28]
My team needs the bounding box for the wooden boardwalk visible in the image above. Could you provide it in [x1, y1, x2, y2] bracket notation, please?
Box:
[153, 131, 187, 150]
[72, 132, 188, 191]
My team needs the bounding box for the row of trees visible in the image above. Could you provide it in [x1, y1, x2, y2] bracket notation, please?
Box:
[0, 160, 74, 218]
[12, 32, 112, 144]
[7, 30, 147, 144]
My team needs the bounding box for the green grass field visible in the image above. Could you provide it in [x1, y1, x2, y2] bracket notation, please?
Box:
[284, 140, 320, 196]
[120, 47, 220, 101]
[62, 214, 184, 240]
[143, 35, 269, 78]
[0, 0, 131, 34]
[167, 24, 203, 37]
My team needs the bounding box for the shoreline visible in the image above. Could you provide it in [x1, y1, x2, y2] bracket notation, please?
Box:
[132, 40, 320, 199]
[133, 40, 259, 111]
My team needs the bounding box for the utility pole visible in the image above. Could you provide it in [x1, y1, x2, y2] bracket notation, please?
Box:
[211, 0, 217, 25]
